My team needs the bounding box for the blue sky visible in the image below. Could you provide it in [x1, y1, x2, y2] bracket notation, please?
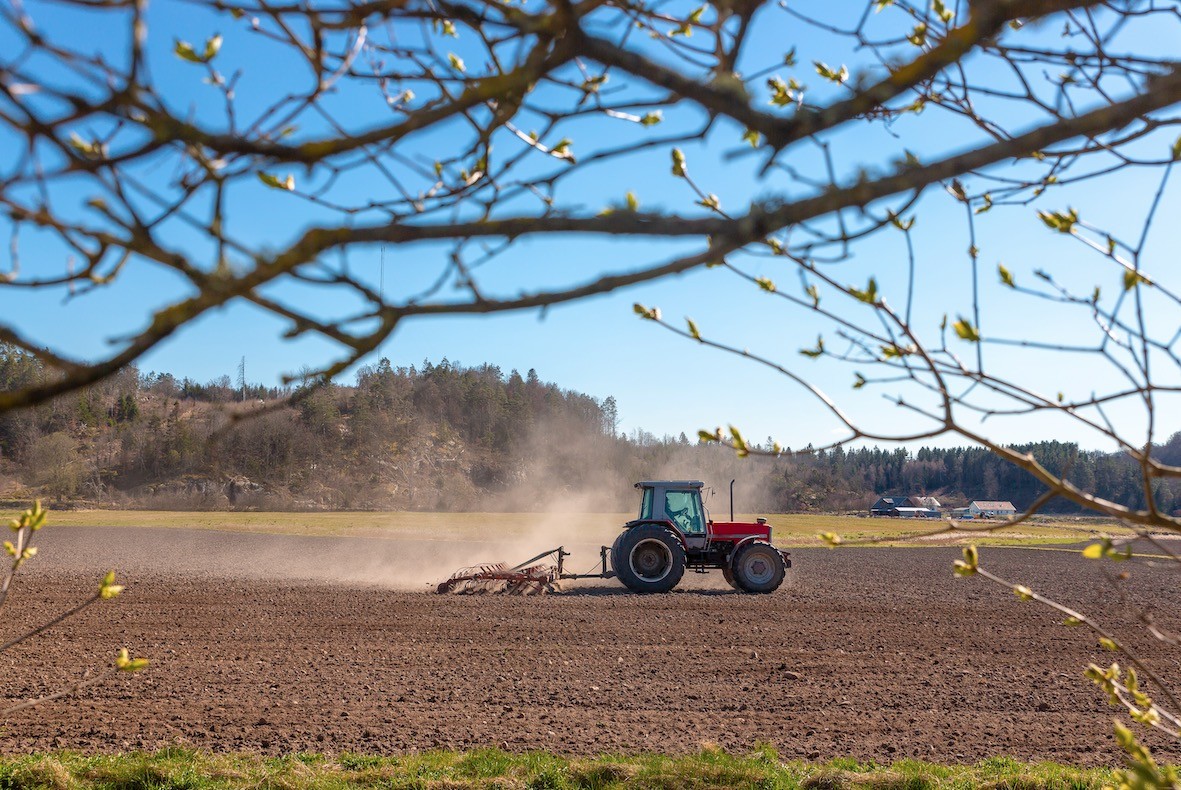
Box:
[3, 0, 1180, 453]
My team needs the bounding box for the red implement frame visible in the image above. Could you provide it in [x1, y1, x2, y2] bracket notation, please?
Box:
[436, 547, 568, 594]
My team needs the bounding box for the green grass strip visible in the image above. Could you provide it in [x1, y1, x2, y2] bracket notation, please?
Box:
[0, 747, 1117, 790]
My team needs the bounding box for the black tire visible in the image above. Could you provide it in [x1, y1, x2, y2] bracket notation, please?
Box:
[612, 524, 685, 593]
[731, 542, 786, 594]
[610, 531, 625, 562]
[721, 566, 740, 590]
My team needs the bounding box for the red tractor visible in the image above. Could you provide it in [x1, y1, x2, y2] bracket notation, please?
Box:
[437, 480, 791, 595]
[609, 480, 790, 594]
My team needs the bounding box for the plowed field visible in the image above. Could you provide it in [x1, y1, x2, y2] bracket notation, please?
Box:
[3, 526, 1179, 765]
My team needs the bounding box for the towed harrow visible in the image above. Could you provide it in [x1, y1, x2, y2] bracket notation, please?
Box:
[435, 546, 612, 594]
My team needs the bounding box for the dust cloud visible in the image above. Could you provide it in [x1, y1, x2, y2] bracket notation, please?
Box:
[36, 425, 789, 591]
[250, 426, 789, 590]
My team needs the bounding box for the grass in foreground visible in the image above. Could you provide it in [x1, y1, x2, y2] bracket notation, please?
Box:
[0, 748, 1118, 790]
[0, 508, 1136, 549]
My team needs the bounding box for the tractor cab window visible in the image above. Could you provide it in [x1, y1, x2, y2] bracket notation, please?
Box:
[664, 490, 704, 534]
[639, 487, 654, 519]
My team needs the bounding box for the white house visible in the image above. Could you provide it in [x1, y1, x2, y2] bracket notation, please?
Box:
[966, 500, 1017, 518]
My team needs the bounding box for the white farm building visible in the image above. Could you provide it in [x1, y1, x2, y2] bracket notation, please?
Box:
[963, 500, 1017, 519]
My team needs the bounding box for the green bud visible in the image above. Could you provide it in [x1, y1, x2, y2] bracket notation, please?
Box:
[258, 172, 294, 191]
[952, 317, 980, 342]
[632, 303, 660, 321]
[671, 148, 687, 177]
[115, 648, 150, 672]
[849, 277, 879, 304]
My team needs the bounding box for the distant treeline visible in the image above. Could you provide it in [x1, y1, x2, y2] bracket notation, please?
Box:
[0, 344, 1176, 513]
[766, 441, 1181, 514]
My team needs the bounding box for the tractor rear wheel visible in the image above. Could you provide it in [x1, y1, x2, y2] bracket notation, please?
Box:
[731, 542, 786, 594]
[610, 531, 625, 565]
[613, 524, 685, 594]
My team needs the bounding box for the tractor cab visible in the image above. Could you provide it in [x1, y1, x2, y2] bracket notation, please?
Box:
[632, 480, 773, 545]
[636, 480, 708, 538]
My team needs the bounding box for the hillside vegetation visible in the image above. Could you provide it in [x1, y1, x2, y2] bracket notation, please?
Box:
[1, 345, 1177, 513]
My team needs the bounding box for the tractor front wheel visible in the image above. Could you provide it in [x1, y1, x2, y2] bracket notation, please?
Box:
[731, 542, 786, 594]
[613, 525, 686, 594]
[721, 566, 740, 590]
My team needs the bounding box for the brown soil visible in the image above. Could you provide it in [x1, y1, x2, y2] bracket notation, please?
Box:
[3, 527, 1179, 765]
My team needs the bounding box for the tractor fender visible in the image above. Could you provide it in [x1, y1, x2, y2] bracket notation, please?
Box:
[725, 535, 770, 564]
[622, 519, 688, 548]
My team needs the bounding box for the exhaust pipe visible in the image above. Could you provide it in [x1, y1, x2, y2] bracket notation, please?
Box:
[730, 479, 735, 521]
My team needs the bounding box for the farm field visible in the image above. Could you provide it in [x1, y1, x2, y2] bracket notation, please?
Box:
[0, 508, 1136, 547]
[4, 524, 1179, 767]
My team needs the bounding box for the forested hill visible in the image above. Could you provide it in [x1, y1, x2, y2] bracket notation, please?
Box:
[1, 345, 1177, 513]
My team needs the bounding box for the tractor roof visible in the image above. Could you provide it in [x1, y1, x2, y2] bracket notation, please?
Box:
[634, 480, 704, 489]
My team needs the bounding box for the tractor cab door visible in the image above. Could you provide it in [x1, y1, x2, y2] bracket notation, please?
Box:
[639, 486, 655, 520]
[662, 489, 707, 549]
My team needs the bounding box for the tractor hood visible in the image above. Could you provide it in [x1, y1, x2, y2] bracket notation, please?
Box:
[709, 520, 772, 541]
